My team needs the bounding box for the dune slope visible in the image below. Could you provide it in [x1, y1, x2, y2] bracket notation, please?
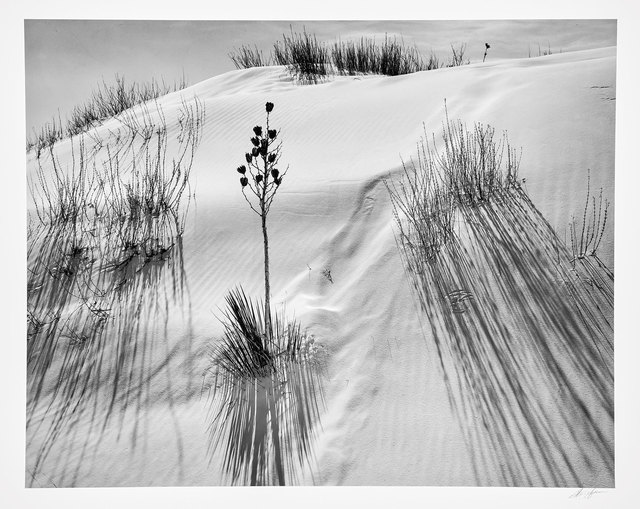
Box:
[26, 47, 615, 487]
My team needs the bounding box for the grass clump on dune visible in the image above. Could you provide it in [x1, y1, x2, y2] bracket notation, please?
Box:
[229, 45, 271, 68]
[213, 287, 312, 380]
[331, 35, 441, 76]
[206, 286, 323, 486]
[29, 97, 205, 227]
[27, 74, 188, 157]
[229, 29, 468, 81]
[388, 106, 520, 261]
[436, 110, 520, 207]
[273, 28, 331, 82]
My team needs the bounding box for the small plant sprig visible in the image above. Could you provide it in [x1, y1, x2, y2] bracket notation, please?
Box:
[483, 43, 490, 63]
[569, 169, 610, 263]
[235, 101, 289, 340]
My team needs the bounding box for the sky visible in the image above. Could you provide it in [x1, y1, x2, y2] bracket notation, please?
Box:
[24, 19, 616, 136]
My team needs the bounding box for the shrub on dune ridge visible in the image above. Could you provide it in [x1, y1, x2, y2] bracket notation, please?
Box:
[27, 74, 188, 157]
[29, 97, 205, 227]
[448, 43, 469, 67]
[228, 29, 465, 81]
[273, 28, 331, 82]
[331, 35, 441, 76]
[229, 45, 271, 69]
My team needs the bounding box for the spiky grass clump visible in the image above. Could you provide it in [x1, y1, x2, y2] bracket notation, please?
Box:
[273, 28, 331, 83]
[227, 30, 467, 81]
[229, 45, 271, 69]
[448, 43, 468, 67]
[213, 287, 308, 381]
[207, 287, 323, 486]
[26, 116, 66, 158]
[331, 35, 441, 76]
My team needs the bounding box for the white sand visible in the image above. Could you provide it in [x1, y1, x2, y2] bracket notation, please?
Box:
[25, 47, 615, 487]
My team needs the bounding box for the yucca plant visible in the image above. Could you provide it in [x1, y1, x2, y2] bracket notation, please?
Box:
[235, 101, 288, 342]
[208, 285, 322, 486]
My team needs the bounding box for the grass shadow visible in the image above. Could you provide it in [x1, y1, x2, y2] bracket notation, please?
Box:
[26, 97, 205, 486]
[388, 112, 613, 486]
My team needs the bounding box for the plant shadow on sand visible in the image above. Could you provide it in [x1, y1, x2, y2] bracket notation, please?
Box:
[204, 288, 325, 486]
[26, 98, 205, 487]
[389, 116, 613, 486]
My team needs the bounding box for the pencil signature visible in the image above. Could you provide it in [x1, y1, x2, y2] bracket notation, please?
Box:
[569, 488, 606, 499]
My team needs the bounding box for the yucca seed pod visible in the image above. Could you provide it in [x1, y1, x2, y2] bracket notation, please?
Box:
[271, 169, 279, 179]
[259, 145, 268, 156]
[253, 125, 263, 136]
[274, 177, 282, 186]
[268, 129, 277, 140]
[268, 153, 277, 163]
[245, 153, 252, 163]
[266, 102, 274, 113]
[237, 165, 247, 174]
[240, 177, 248, 187]
[255, 174, 263, 184]
[260, 139, 268, 149]
[251, 136, 260, 147]
[251, 147, 259, 157]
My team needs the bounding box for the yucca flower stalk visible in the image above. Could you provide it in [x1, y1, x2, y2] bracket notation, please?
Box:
[235, 101, 289, 343]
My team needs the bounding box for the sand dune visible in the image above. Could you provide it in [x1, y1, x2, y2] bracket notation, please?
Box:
[26, 46, 615, 487]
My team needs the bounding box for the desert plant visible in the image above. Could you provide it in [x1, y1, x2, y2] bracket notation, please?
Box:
[273, 28, 330, 82]
[207, 285, 322, 486]
[215, 287, 274, 379]
[228, 30, 457, 79]
[483, 42, 490, 63]
[387, 131, 455, 263]
[321, 267, 334, 284]
[235, 101, 288, 341]
[331, 35, 440, 76]
[26, 114, 66, 158]
[569, 170, 610, 262]
[213, 287, 310, 380]
[449, 43, 469, 67]
[528, 42, 555, 58]
[432, 105, 520, 207]
[26, 74, 188, 156]
[29, 97, 204, 227]
[387, 106, 520, 262]
[229, 45, 271, 69]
